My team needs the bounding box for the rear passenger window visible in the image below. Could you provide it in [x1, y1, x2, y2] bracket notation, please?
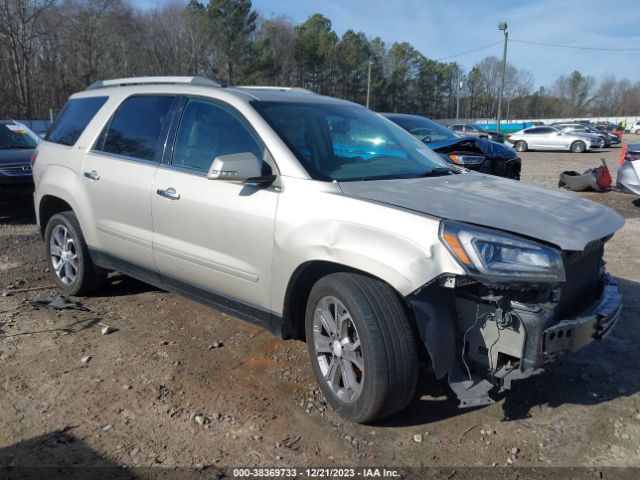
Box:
[46, 96, 108, 146]
[172, 99, 263, 172]
[95, 95, 175, 161]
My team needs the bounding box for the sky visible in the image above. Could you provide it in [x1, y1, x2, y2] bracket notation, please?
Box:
[133, 0, 640, 88]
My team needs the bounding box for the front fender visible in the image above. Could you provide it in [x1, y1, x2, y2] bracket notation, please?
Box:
[270, 177, 464, 315]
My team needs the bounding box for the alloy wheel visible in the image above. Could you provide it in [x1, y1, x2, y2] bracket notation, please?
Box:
[312, 296, 364, 403]
[49, 224, 78, 285]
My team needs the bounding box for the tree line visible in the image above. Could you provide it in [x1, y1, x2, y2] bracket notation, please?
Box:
[1, 0, 639, 121]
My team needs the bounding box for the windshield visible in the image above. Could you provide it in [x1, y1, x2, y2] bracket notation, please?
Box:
[253, 102, 451, 181]
[0, 124, 38, 149]
[385, 115, 457, 144]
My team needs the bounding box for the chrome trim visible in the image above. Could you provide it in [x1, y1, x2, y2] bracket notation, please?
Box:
[156, 188, 181, 200]
[88, 149, 161, 166]
[83, 170, 100, 181]
[0, 163, 32, 177]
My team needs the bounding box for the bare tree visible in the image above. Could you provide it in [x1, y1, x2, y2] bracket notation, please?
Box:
[0, 0, 53, 117]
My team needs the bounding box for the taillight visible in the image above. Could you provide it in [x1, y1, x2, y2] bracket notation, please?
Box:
[30, 151, 38, 167]
[506, 134, 511, 139]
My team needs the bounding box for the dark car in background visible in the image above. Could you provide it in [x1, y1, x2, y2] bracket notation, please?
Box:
[384, 113, 521, 180]
[447, 123, 505, 143]
[0, 120, 38, 195]
[552, 122, 619, 147]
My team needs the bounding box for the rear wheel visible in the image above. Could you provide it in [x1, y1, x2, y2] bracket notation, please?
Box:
[570, 140, 586, 153]
[514, 140, 528, 152]
[44, 212, 108, 296]
[598, 137, 606, 148]
[305, 272, 418, 423]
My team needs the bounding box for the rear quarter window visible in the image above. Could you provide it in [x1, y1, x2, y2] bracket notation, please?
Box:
[46, 96, 108, 146]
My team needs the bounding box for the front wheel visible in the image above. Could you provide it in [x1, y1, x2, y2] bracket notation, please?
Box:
[305, 272, 418, 424]
[598, 137, 606, 149]
[570, 140, 586, 153]
[514, 140, 528, 152]
[44, 212, 108, 296]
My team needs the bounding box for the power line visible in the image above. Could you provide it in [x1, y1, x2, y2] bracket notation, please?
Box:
[435, 41, 502, 61]
[511, 39, 640, 52]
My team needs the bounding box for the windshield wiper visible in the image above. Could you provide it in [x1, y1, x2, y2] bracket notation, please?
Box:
[420, 167, 459, 177]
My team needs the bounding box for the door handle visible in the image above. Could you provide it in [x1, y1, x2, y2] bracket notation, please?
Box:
[156, 188, 180, 200]
[84, 170, 100, 181]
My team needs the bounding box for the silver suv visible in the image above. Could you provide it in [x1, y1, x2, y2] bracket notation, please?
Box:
[33, 77, 624, 423]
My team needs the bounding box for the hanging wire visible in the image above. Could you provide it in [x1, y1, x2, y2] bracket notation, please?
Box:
[511, 39, 640, 52]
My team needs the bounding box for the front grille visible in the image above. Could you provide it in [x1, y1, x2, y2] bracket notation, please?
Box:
[0, 163, 31, 177]
[558, 240, 604, 318]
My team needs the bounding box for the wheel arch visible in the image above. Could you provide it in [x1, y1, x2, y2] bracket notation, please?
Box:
[35, 165, 95, 244]
[38, 195, 74, 238]
[281, 260, 415, 341]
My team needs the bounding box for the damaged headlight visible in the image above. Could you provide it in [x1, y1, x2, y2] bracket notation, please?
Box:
[440, 220, 565, 282]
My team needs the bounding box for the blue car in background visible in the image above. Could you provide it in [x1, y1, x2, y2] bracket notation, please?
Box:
[383, 113, 521, 180]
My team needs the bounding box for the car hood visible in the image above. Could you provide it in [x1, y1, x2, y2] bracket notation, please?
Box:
[428, 136, 517, 159]
[0, 148, 34, 165]
[339, 173, 624, 251]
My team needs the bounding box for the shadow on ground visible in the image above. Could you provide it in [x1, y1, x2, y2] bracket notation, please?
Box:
[98, 274, 160, 298]
[0, 192, 35, 225]
[0, 431, 224, 479]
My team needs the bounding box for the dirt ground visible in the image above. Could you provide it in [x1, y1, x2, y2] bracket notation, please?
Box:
[1, 136, 640, 475]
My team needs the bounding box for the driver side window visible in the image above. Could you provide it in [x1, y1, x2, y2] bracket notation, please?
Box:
[172, 99, 263, 172]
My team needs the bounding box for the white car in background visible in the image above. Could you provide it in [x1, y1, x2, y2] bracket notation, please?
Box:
[628, 120, 640, 134]
[506, 126, 599, 153]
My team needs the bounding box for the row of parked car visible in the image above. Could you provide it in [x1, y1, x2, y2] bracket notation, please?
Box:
[0, 107, 635, 198]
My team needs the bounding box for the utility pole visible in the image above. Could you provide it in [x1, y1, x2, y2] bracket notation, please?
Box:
[496, 22, 508, 132]
[456, 68, 461, 120]
[366, 60, 373, 109]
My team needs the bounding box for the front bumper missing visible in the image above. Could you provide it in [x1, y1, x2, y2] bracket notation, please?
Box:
[410, 272, 623, 409]
[543, 274, 622, 356]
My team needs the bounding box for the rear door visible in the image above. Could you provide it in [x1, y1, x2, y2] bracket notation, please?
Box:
[151, 97, 278, 319]
[522, 128, 543, 148]
[82, 95, 177, 275]
[531, 127, 557, 149]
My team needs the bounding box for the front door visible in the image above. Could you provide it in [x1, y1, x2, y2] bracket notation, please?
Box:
[151, 98, 278, 316]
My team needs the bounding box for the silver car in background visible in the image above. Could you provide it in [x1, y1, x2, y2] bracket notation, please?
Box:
[506, 126, 599, 153]
[618, 143, 640, 195]
[552, 123, 616, 148]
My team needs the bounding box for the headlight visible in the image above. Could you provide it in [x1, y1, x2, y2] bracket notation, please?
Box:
[440, 220, 565, 282]
[448, 154, 485, 166]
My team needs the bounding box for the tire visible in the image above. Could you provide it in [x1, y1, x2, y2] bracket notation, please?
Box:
[570, 140, 586, 153]
[514, 141, 527, 152]
[44, 211, 108, 296]
[598, 137, 606, 149]
[305, 272, 418, 424]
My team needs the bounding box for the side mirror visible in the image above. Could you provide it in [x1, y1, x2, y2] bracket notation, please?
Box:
[207, 152, 262, 181]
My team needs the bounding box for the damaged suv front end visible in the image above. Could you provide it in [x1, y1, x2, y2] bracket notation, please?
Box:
[420, 221, 622, 406]
[340, 172, 624, 408]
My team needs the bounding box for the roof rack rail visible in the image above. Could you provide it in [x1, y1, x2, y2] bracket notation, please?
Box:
[234, 86, 316, 94]
[86, 76, 222, 90]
